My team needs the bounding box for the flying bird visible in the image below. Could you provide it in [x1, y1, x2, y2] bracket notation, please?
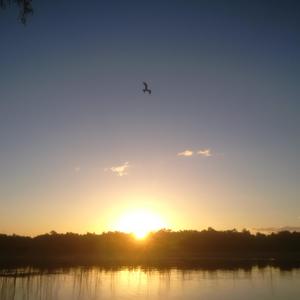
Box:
[142, 82, 151, 94]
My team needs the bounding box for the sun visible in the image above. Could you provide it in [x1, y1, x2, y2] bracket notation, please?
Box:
[115, 209, 166, 239]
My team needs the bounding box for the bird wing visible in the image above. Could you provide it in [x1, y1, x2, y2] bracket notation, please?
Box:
[143, 82, 148, 89]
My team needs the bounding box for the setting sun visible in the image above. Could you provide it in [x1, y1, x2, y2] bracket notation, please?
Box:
[115, 209, 167, 239]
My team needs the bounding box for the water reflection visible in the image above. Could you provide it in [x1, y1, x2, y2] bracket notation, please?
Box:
[0, 266, 300, 300]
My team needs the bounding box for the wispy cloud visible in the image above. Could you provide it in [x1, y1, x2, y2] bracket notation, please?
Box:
[109, 162, 130, 176]
[177, 148, 214, 157]
[253, 226, 300, 233]
[197, 148, 212, 157]
[177, 150, 193, 157]
[74, 166, 81, 173]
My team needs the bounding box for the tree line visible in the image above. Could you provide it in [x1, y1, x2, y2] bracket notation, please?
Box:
[1, 228, 300, 259]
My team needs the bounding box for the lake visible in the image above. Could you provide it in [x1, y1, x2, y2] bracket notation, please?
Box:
[0, 265, 300, 299]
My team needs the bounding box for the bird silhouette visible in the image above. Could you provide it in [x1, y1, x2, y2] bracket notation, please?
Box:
[143, 82, 151, 94]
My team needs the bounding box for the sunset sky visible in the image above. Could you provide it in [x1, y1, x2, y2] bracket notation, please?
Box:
[0, 0, 299, 236]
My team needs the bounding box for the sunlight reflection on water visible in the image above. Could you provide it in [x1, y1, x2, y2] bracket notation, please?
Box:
[0, 266, 300, 300]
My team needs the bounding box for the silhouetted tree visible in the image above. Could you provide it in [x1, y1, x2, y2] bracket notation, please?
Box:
[1, 229, 300, 263]
[0, 0, 33, 24]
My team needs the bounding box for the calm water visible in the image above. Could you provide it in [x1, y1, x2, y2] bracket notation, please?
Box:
[0, 266, 300, 300]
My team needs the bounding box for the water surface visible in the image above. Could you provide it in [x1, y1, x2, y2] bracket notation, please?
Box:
[0, 266, 300, 300]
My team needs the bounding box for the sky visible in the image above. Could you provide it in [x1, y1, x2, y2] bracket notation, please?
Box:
[0, 0, 299, 235]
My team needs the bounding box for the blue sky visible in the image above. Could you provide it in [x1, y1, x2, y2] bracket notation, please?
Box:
[0, 0, 299, 235]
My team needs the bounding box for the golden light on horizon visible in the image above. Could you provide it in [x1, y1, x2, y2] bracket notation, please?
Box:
[114, 209, 167, 239]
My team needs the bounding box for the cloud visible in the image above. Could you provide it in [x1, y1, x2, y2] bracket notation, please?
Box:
[177, 148, 214, 158]
[74, 166, 81, 173]
[109, 162, 130, 176]
[197, 148, 212, 157]
[177, 150, 193, 157]
[253, 226, 300, 233]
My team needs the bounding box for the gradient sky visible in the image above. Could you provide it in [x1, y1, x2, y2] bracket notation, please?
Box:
[0, 0, 299, 235]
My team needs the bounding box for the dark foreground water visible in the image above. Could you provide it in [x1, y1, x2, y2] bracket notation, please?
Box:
[0, 266, 300, 300]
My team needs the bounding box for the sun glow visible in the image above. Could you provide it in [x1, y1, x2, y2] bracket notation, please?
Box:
[115, 209, 166, 239]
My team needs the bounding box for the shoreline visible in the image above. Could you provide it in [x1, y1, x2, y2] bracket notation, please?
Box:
[1, 252, 300, 270]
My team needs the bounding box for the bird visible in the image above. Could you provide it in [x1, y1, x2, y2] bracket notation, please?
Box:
[142, 82, 151, 94]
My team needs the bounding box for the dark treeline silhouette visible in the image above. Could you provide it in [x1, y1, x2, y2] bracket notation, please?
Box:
[0, 0, 33, 24]
[1, 228, 300, 267]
